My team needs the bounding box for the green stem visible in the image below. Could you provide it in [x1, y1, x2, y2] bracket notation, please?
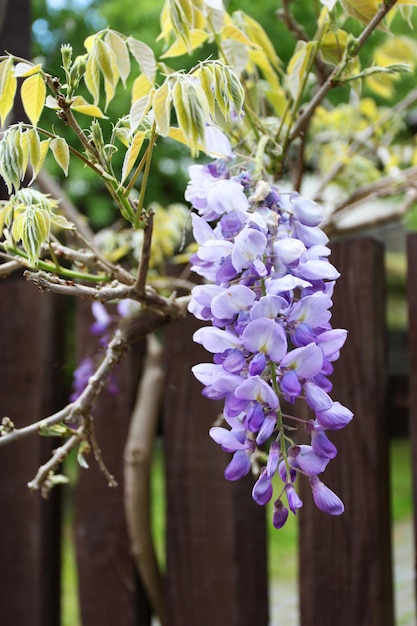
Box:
[2, 243, 109, 283]
[134, 122, 157, 229]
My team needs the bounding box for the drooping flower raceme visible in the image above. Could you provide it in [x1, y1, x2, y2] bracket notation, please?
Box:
[186, 160, 353, 528]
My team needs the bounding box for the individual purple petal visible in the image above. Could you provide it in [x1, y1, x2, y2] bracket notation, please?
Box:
[317, 329, 348, 360]
[285, 483, 303, 514]
[265, 274, 311, 295]
[231, 227, 267, 272]
[266, 441, 280, 477]
[293, 323, 316, 347]
[289, 444, 330, 475]
[310, 428, 338, 459]
[281, 370, 302, 399]
[272, 499, 289, 529]
[206, 179, 250, 218]
[70, 356, 94, 401]
[316, 401, 354, 430]
[222, 349, 246, 374]
[211, 284, 256, 319]
[191, 212, 216, 244]
[280, 343, 324, 379]
[250, 294, 288, 320]
[90, 302, 111, 335]
[204, 125, 234, 158]
[209, 427, 249, 452]
[252, 468, 273, 505]
[242, 318, 287, 362]
[298, 259, 340, 281]
[220, 211, 244, 239]
[274, 237, 306, 265]
[288, 292, 332, 328]
[246, 402, 265, 432]
[249, 352, 267, 376]
[235, 375, 279, 409]
[292, 196, 323, 226]
[256, 413, 277, 445]
[304, 381, 333, 412]
[279, 459, 297, 483]
[193, 327, 243, 353]
[293, 221, 329, 247]
[224, 450, 251, 480]
[309, 476, 344, 515]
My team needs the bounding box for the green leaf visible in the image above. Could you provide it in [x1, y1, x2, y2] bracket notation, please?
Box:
[50, 137, 70, 176]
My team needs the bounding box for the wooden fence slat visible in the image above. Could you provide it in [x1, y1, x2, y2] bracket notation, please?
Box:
[74, 301, 151, 626]
[0, 278, 62, 625]
[406, 232, 417, 607]
[164, 314, 268, 626]
[299, 238, 394, 626]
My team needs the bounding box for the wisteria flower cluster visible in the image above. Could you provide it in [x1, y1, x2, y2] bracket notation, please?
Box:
[186, 160, 353, 529]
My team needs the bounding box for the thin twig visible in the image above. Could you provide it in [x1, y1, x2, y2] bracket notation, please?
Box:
[290, 0, 400, 143]
[134, 211, 154, 297]
[27, 430, 84, 497]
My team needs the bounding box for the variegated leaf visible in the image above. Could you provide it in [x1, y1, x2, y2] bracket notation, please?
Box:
[121, 132, 145, 182]
[127, 37, 156, 83]
[0, 57, 17, 126]
[50, 137, 70, 176]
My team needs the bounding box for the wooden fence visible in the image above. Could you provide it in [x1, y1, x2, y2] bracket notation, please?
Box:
[0, 234, 414, 625]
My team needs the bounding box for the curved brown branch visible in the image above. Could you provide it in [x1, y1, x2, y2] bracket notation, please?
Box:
[124, 333, 166, 624]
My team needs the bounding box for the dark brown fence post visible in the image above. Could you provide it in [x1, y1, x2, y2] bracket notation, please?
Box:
[0, 278, 63, 625]
[407, 232, 417, 606]
[73, 301, 151, 626]
[164, 314, 268, 626]
[299, 237, 394, 626]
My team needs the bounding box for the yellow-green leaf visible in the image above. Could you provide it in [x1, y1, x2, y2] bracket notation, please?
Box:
[127, 37, 156, 83]
[131, 74, 153, 104]
[0, 57, 17, 126]
[160, 29, 208, 58]
[341, 0, 390, 31]
[121, 132, 145, 182]
[286, 41, 317, 101]
[130, 93, 152, 132]
[152, 80, 171, 136]
[320, 30, 348, 65]
[241, 12, 281, 70]
[221, 24, 257, 48]
[13, 62, 43, 78]
[25, 128, 41, 181]
[31, 139, 50, 180]
[71, 95, 107, 118]
[105, 31, 130, 86]
[95, 38, 118, 89]
[21, 73, 46, 126]
[85, 52, 100, 105]
[50, 137, 70, 176]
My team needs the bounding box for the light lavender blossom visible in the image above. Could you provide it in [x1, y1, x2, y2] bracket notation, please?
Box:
[186, 160, 353, 528]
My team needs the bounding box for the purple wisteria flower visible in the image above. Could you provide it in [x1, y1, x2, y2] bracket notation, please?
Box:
[186, 160, 354, 528]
